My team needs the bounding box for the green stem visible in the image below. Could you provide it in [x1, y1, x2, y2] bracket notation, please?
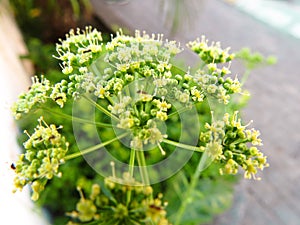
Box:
[83, 95, 119, 121]
[127, 148, 136, 206]
[168, 106, 191, 118]
[241, 69, 251, 86]
[129, 149, 136, 177]
[136, 150, 150, 186]
[230, 138, 248, 146]
[171, 65, 187, 75]
[124, 85, 131, 99]
[64, 132, 129, 161]
[174, 152, 209, 225]
[106, 96, 115, 105]
[41, 107, 112, 128]
[162, 139, 204, 153]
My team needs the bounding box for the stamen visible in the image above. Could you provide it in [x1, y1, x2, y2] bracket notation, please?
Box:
[157, 142, 166, 156]
[110, 161, 116, 178]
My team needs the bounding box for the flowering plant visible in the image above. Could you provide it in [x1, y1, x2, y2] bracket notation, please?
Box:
[11, 27, 271, 225]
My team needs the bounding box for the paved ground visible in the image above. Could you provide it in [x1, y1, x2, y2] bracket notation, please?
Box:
[92, 0, 300, 224]
[203, 2, 300, 225]
[194, 1, 300, 225]
[235, 0, 300, 39]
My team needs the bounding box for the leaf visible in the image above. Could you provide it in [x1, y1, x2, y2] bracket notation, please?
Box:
[165, 164, 238, 225]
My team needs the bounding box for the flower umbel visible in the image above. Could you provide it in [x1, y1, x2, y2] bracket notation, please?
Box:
[67, 173, 171, 225]
[10, 27, 271, 225]
[187, 35, 235, 64]
[13, 117, 69, 200]
[11, 76, 51, 119]
[200, 111, 269, 180]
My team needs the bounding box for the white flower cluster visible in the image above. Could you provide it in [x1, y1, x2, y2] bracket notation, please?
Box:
[92, 30, 182, 101]
[183, 36, 243, 104]
[55, 26, 103, 75]
[108, 94, 169, 151]
[54, 26, 104, 98]
[105, 30, 181, 71]
[12, 27, 266, 183]
[193, 64, 242, 104]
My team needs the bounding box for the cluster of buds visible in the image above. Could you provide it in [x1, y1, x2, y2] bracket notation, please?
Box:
[187, 37, 242, 104]
[200, 112, 268, 180]
[67, 173, 171, 225]
[105, 30, 182, 69]
[108, 94, 170, 152]
[12, 27, 105, 117]
[11, 76, 51, 119]
[12, 117, 69, 200]
[55, 26, 103, 75]
[187, 35, 235, 64]
[11, 75, 71, 119]
[54, 26, 104, 98]
[193, 63, 242, 104]
[94, 30, 182, 101]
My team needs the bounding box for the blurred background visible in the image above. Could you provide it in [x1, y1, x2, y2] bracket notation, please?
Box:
[1, 0, 299, 224]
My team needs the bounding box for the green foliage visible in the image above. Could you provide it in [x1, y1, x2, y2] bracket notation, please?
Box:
[236, 47, 277, 70]
[8, 0, 94, 42]
[21, 38, 61, 78]
[164, 164, 238, 225]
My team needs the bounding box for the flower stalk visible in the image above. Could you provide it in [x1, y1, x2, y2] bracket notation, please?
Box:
[64, 132, 129, 161]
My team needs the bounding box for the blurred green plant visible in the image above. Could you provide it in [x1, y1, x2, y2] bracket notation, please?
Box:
[236, 47, 277, 85]
[8, 0, 94, 42]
